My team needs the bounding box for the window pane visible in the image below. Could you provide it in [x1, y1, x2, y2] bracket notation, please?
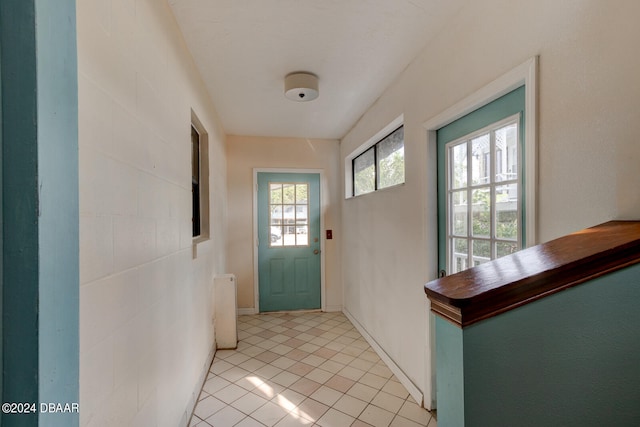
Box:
[296, 184, 308, 203]
[354, 148, 375, 196]
[281, 219, 295, 246]
[191, 126, 201, 237]
[192, 182, 200, 237]
[282, 184, 295, 204]
[451, 238, 468, 274]
[191, 127, 200, 184]
[377, 126, 405, 189]
[270, 183, 282, 203]
[495, 123, 518, 182]
[472, 187, 491, 237]
[496, 184, 518, 240]
[471, 134, 490, 185]
[296, 233, 308, 246]
[270, 226, 283, 247]
[283, 205, 295, 226]
[472, 240, 491, 265]
[450, 142, 467, 189]
[270, 205, 282, 225]
[296, 205, 308, 223]
[496, 241, 518, 257]
[495, 148, 503, 180]
[451, 190, 467, 236]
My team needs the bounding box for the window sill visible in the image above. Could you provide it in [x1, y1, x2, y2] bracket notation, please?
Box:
[346, 182, 405, 200]
[193, 235, 209, 245]
[192, 235, 210, 259]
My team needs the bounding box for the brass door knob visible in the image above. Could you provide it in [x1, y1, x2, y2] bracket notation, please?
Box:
[313, 249, 319, 255]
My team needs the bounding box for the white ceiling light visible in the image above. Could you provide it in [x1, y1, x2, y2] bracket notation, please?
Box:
[284, 72, 319, 102]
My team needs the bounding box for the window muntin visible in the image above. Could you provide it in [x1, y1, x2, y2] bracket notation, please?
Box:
[352, 125, 404, 197]
[269, 182, 309, 247]
[353, 148, 375, 196]
[446, 115, 520, 274]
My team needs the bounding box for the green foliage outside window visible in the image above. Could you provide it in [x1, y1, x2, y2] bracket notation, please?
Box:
[378, 149, 405, 189]
[353, 125, 404, 196]
[270, 183, 307, 204]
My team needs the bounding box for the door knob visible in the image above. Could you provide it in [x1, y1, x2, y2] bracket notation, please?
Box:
[313, 249, 320, 255]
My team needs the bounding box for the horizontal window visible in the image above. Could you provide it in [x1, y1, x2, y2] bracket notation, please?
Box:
[352, 125, 404, 197]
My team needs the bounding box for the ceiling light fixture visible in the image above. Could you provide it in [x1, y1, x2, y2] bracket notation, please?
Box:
[284, 72, 319, 102]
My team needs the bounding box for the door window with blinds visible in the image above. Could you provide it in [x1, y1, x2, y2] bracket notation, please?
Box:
[446, 114, 521, 274]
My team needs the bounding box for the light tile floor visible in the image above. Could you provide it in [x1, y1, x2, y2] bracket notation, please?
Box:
[190, 312, 436, 427]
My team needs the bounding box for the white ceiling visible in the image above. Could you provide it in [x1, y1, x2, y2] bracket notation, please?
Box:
[168, 0, 465, 139]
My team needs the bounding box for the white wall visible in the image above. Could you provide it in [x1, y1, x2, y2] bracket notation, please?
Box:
[77, 0, 227, 425]
[226, 135, 342, 312]
[340, 0, 640, 408]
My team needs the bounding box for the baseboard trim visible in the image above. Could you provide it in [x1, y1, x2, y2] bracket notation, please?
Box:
[237, 307, 342, 315]
[343, 308, 424, 406]
[182, 342, 216, 427]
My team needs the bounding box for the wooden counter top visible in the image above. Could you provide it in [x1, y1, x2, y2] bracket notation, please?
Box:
[424, 221, 640, 327]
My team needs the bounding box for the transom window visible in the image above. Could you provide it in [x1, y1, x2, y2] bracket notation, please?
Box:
[353, 125, 404, 196]
[447, 114, 521, 274]
[269, 183, 309, 247]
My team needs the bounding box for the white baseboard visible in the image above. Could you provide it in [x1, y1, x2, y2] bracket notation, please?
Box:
[343, 309, 424, 406]
[182, 343, 216, 427]
[238, 307, 342, 315]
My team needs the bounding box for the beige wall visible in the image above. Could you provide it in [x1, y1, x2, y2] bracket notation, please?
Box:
[75, 0, 640, 420]
[340, 0, 640, 407]
[226, 135, 342, 312]
[77, 0, 227, 425]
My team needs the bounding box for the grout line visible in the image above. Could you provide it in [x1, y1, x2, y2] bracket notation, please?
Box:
[195, 312, 432, 427]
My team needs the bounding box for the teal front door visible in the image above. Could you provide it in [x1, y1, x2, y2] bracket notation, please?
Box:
[257, 172, 321, 312]
[437, 86, 526, 277]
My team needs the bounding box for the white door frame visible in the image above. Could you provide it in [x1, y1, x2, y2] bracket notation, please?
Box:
[422, 56, 538, 408]
[252, 168, 326, 314]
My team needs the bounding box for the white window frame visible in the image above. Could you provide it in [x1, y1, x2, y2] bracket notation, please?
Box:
[445, 114, 522, 274]
[191, 110, 210, 244]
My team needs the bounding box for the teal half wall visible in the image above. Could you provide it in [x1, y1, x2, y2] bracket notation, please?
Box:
[1, 0, 79, 425]
[435, 263, 640, 426]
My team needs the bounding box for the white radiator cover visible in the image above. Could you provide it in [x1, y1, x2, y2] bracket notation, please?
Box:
[214, 274, 238, 349]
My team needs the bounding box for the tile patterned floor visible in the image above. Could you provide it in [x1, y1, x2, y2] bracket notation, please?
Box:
[190, 312, 436, 427]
